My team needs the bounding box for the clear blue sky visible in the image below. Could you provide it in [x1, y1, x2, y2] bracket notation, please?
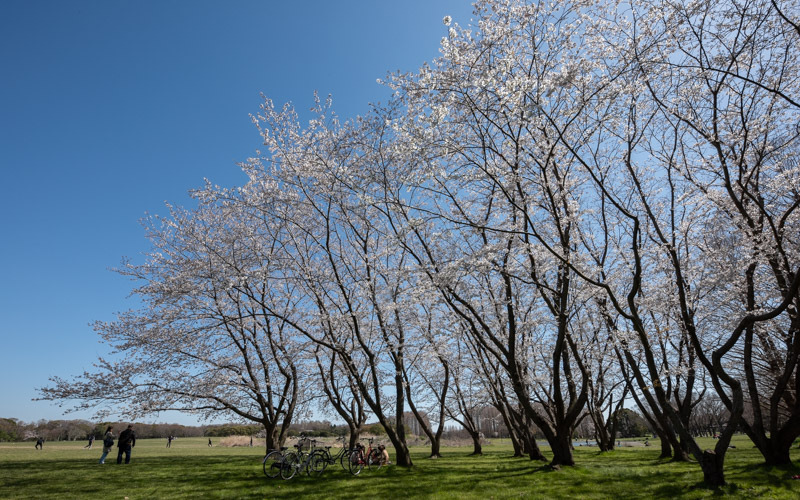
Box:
[0, 0, 473, 426]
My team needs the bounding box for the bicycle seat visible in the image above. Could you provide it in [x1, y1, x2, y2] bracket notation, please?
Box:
[280, 446, 287, 451]
[325, 446, 331, 450]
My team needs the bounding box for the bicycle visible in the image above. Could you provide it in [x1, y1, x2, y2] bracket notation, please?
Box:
[281, 440, 327, 479]
[314, 435, 355, 472]
[348, 437, 383, 476]
[262, 446, 291, 479]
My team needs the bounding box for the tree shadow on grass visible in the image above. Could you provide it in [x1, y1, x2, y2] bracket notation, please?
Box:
[733, 461, 800, 475]
[1, 455, 262, 495]
[725, 461, 800, 494]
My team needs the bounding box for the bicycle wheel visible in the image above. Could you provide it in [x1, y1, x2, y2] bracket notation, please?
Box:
[280, 451, 300, 480]
[367, 449, 383, 471]
[339, 449, 351, 471]
[262, 450, 283, 479]
[348, 450, 364, 476]
[316, 449, 332, 471]
[307, 450, 327, 476]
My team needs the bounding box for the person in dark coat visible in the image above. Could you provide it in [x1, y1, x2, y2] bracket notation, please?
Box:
[116, 424, 136, 464]
[35, 437, 44, 450]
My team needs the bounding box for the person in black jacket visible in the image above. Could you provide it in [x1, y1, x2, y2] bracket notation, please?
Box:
[116, 425, 136, 464]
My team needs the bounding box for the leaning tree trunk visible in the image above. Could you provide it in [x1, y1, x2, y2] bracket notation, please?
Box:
[385, 430, 413, 467]
[509, 428, 524, 457]
[520, 425, 546, 461]
[594, 418, 612, 452]
[508, 408, 545, 460]
[378, 405, 413, 467]
[405, 379, 444, 459]
[498, 404, 524, 457]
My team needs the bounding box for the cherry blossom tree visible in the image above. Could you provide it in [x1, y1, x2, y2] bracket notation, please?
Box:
[380, 0, 629, 467]
[235, 96, 418, 466]
[40, 193, 309, 451]
[628, 0, 800, 475]
[312, 346, 367, 450]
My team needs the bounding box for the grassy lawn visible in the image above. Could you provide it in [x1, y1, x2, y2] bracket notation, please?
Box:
[1, 436, 799, 499]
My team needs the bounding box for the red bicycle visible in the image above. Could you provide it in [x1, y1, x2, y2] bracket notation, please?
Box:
[347, 437, 384, 476]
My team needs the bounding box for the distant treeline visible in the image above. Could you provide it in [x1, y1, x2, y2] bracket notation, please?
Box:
[0, 417, 386, 442]
[0, 418, 208, 442]
[2, 410, 654, 443]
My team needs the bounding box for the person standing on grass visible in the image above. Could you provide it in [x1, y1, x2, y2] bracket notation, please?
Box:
[34, 437, 44, 450]
[208, 438, 212, 447]
[167, 435, 173, 448]
[116, 425, 136, 464]
[99, 426, 114, 464]
[84, 433, 95, 449]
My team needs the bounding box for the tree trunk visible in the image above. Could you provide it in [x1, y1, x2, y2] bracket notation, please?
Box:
[595, 420, 613, 451]
[382, 423, 413, 467]
[762, 439, 793, 466]
[742, 419, 799, 466]
[659, 435, 672, 459]
[502, 408, 524, 457]
[347, 424, 361, 451]
[510, 429, 524, 457]
[549, 433, 575, 466]
[519, 425, 546, 461]
[700, 450, 726, 487]
[264, 423, 276, 452]
[391, 440, 413, 467]
[670, 441, 691, 462]
[527, 439, 546, 461]
[430, 438, 442, 459]
[462, 429, 480, 455]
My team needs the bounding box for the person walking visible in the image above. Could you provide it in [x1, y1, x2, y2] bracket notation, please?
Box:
[116, 425, 136, 464]
[34, 437, 44, 450]
[84, 433, 95, 449]
[208, 438, 212, 447]
[167, 435, 173, 448]
[99, 426, 114, 464]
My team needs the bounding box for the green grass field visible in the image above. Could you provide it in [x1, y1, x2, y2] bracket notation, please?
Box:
[1, 436, 799, 499]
